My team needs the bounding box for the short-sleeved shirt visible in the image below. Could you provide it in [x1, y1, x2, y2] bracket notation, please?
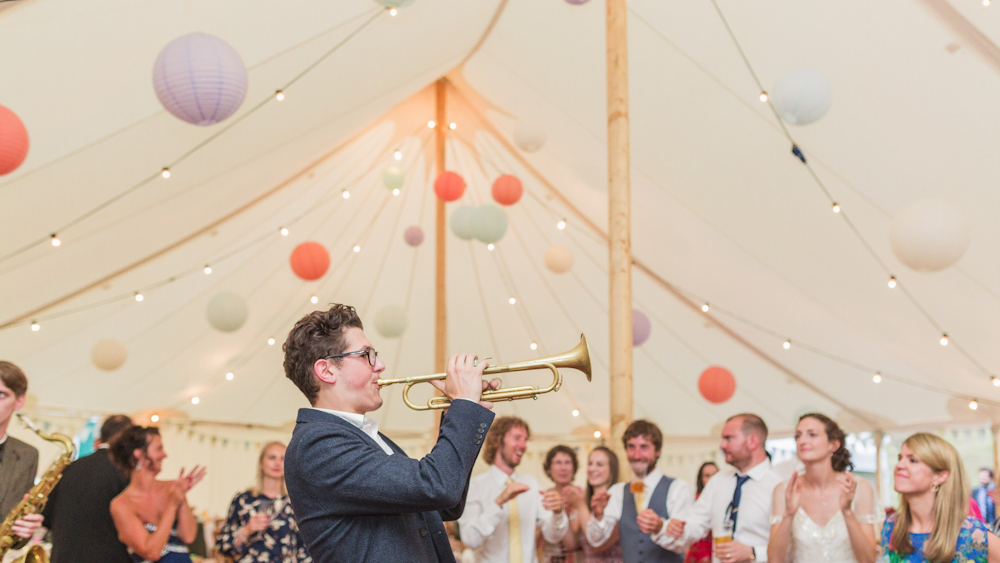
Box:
[881, 513, 988, 563]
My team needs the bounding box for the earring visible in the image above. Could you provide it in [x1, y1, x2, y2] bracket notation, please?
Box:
[932, 483, 940, 493]
[135, 460, 144, 471]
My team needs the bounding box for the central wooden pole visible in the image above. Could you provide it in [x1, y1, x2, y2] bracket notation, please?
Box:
[434, 79, 448, 434]
[606, 0, 633, 466]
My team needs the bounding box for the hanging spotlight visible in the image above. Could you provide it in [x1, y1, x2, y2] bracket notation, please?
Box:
[509, 297, 516, 305]
[191, 396, 200, 405]
[151, 414, 160, 423]
[50, 234, 61, 247]
[759, 92, 769, 102]
[310, 295, 319, 304]
[449, 122, 457, 130]
[832, 203, 841, 213]
[204, 265, 212, 275]
[701, 303, 710, 313]
[30, 321, 40, 332]
[940, 334, 949, 346]
[389, 7, 398, 15]
[530, 342, 537, 350]
[487, 244, 495, 251]
[970, 399, 979, 410]
[557, 219, 567, 230]
[275, 90, 285, 101]
[226, 372, 234, 381]
[267, 337, 275, 346]
[593, 430, 602, 439]
[353, 245, 361, 253]
[783, 340, 791, 350]
[888, 276, 897, 289]
[342, 190, 350, 199]
[392, 189, 400, 196]
[572, 409, 580, 417]
[873, 372, 882, 383]
[134, 292, 144, 302]
[427, 120, 436, 129]
[161, 167, 171, 179]
[393, 150, 402, 161]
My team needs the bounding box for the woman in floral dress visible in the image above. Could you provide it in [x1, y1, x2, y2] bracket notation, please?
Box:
[217, 442, 311, 562]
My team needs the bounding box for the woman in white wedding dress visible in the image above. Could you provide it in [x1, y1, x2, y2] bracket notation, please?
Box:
[767, 413, 881, 563]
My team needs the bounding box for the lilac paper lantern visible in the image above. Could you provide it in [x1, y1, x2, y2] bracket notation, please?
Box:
[564, 0, 591, 4]
[404, 226, 424, 246]
[633, 309, 651, 346]
[153, 33, 248, 126]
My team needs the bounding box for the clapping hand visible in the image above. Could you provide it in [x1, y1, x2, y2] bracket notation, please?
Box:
[637, 508, 664, 534]
[837, 471, 857, 511]
[784, 471, 802, 517]
[542, 489, 565, 514]
[665, 518, 685, 539]
[590, 490, 610, 520]
[177, 465, 207, 493]
[560, 485, 584, 510]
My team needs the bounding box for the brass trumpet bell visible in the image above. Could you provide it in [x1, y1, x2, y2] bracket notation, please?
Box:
[377, 334, 592, 410]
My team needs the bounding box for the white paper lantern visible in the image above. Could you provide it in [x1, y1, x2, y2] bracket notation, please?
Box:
[373, 0, 415, 6]
[473, 204, 508, 244]
[383, 166, 405, 190]
[91, 339, 127, 371]
[770, 68, 832, 126]
[513, 119, 547, 152]
[450, 206, 477, 240]
[153, 33, 248, 126]
[890, 198, 970, 272]
[544, 245, 574, 273]
[206, 292, 249, 332]
[374, 305, 408, 338]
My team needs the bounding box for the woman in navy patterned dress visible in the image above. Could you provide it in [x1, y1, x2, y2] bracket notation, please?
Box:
[217, 442, 311, 562]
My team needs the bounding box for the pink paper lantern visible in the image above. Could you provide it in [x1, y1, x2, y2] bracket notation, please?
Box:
[434, 171, 466, 202]
[0, 105, 29, 176]
[290, 242, 330, 281]
[492, 175, 523, 206]
[153, 33, 248, 126]
[404, 226, 424, 246]
[633, 309, 651, 346]
[698, 366, 736, 404]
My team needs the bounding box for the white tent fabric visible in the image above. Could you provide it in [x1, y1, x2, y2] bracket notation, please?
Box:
[2, 0, 1000, 469]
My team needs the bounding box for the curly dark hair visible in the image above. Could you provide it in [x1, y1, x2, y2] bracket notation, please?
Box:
[622, 419, 663, 451]
[798, 413, 853, 472]
[283, 304, 364, 405]
[110, 426, 160, 475]
[543, 445, 579, 482]
[483, 416, 530, 465]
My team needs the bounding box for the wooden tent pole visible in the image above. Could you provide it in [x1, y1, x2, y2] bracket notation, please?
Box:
[874, 430, 885, 503]
[433, 78, 448, 435]
[607, 0, 633, 465]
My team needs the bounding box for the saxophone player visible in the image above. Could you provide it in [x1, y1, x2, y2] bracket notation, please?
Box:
[0, 362, 43, 541]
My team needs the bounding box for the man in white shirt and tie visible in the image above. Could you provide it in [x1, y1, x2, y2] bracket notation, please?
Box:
[459, 416, 568, 563]
[586, 419, 694, 563]
[665, 413, 782, 563]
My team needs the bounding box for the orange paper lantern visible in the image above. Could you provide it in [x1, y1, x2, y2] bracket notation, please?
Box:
[698, 366, 736, 404]
[0, 105, 29, 176]
[290, 241, 330, 281]
[434, 171, 466, 202]
[491, 175, 523, 206]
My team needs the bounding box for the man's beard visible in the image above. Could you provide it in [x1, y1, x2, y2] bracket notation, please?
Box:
[501, 449, 522, 469]
[630, 460, 653, 479]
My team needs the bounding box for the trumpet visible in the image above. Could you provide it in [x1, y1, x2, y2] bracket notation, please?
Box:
[377, 334, 592, 410]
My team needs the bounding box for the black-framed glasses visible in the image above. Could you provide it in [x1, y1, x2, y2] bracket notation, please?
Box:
[326, 348, 378, 367]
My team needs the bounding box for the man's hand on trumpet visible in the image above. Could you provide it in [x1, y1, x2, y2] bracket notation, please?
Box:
[431, 353, 500, 410]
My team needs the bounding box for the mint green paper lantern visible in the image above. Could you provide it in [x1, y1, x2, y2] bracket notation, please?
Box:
[473, 204, 508, 244]
[450, 206, 477, 240]
[383, 166, 405, 190]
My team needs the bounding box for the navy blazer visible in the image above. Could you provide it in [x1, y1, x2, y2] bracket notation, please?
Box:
[285, 400, 495, 563]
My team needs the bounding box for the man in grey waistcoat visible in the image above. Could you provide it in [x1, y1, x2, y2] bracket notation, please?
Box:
[586, 419, 694, 563]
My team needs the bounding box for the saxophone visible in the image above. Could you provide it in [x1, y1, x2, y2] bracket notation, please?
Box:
[0, 414, 76, 563]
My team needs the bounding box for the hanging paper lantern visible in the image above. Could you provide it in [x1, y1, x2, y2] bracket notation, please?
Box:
[770, 68, 833, 126]
[473, 204, 508, 244]
[544, 245, 574, 273]
[374, 305, 408, 338]
[383, 166, 405, 190]
[153, 33, 248, 126]
[492, 175, 523, 206]
[564, 0, 591, 4]
[450, 206, 477, 240]
[404, 226, 424, 246]
[91, 339, 127, 371]
[633, 309, 651, 346]
[373, 0, 415, 6]
[514, 119, 547, 152]
[0, 105, 29, 176]
[698, 366, 736, 404]
[290, 242, 330, 281]
[206, 292, 248, 332]
[434, 171, 466, 201]
[889, 199, 970, 272]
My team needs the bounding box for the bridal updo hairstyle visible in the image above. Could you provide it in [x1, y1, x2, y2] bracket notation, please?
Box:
[798, 413, 853, 472]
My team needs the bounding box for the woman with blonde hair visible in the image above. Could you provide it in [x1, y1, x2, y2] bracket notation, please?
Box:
[217, 442, 311, 562]
[882, 432, 1000, 563]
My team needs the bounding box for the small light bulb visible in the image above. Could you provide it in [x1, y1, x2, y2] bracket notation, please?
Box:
[226, 372, 234, 381]
[427, 120, 436, 128]
[449, 122, 457, 130]
[992, 376, 1000, 387]
[267, 337, 275, 346]
[275, 90, 285, 101]
[353, 245, 361, 253]
[161, 167, 171, 179]
[394, 150, 402, 161]
[279, 227, 289, 236]
[530, 342, 537, 350]
[342, 189, 351, 199]
[151, 414, 160, 423]
[783, 340, 791, 350]
[392, 188, 400, 196]
[873, 372, 882, 383]
[701, 303, 710, 313]
[191, 396, 200, 405]
[30, 321, 40, 332]
[204, 265, 212, 275]
[593, 430, 602, 439]
[970, 399, 979, 410]
[557, 220, 567, 230]
[50, 234, 61, 247]
[134, 292, 144, 302]
[509, 297, 516, 305]
[888, 276, 897, 289]
[310, 295, 319, 304]
[389, 7, 398, 15]
[487, 243, 495, 251]
[759, 92, 769, 102]
[940, 334, 949, 346]
[832, 203, 841, 213]
[984, 0, 991, 6]
[572, 409, 580, 417]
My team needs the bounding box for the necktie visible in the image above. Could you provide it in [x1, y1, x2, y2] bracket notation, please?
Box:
[507, 478, 522, 563]
[729, 475, 751, 531]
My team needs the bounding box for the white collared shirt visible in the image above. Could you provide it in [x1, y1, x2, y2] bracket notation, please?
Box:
[459, 465, 569, 563]
[672, 459, 782, 563]
[585, 468, 694, 553]
[309, 407, 393, 455]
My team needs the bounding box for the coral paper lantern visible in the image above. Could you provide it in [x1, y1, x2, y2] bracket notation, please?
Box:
[698, 366, 736, 404]
[473, 205, 508, 244]
[890, 198, 970, 272]
[206, 292, 249, 332]
[91, 339, 127, 371]
[404, 226, 424, 246]
[383, 166, 405, 190]
[434, 171, 466, 202]
[633, 309, 651, 346]
[153, 33, 248, 126]
[492, 175, 523, 206]
[544, 245, 574, 274]
[290, 242, 330, 281]
[770, 68, 833, 126]
[374, 305, 408, 338]
[450, 206, 477, 240]
[0, 105, 29, 176]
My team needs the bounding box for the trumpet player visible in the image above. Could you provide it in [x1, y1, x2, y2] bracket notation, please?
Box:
[0, 361, 43, 542]
[282, 304, 499, 563]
